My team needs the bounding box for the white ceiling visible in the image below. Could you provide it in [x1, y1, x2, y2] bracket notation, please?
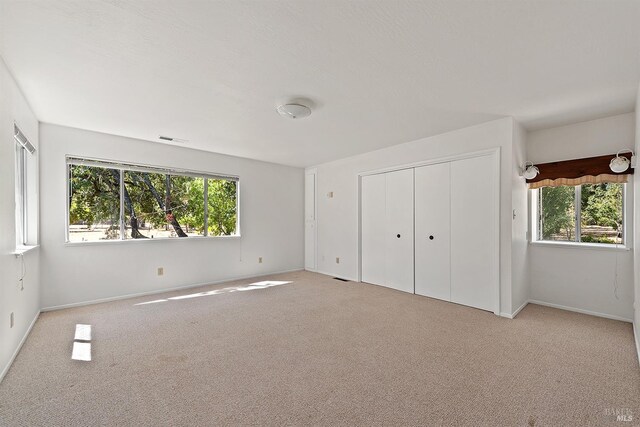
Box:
[1, 0, 639, 167]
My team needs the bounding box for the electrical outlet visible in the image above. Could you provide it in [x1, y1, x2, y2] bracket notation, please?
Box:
[336, 257, 340, 264]
[10, 312, 14, 328]
[157, 267, 164, 276]
[258, 257, 263, 264]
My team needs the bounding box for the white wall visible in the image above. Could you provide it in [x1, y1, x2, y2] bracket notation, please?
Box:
[527, 113, 636, 163]
[527, 113, 635, 321]
[308, 117, 518, 315]
[39, 124, 304, 309]
[0, 57, 40, 381]
[511, 121, 529, 314]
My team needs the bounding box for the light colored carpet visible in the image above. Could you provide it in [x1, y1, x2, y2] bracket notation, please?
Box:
[0, 270, 638, 426]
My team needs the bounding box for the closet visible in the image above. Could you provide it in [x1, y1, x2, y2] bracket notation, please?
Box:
[361, 169, 414, 293]
[360, 152, 498, 313]
[414, 162, 450, 301]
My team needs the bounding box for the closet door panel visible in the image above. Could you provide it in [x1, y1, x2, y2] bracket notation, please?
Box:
[361, 173, 386, 286]
[414, 163, 451, 301]
[450, 154, 498, 312]
[384, 168, 414, 293]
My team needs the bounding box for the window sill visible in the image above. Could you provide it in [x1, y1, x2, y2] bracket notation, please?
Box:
[13, 245, 40, 256]
[64, 235, 241, 246]
[529, 241, 630, 252]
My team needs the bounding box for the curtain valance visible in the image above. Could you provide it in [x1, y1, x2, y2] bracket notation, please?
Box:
[526, 153, 633, 188]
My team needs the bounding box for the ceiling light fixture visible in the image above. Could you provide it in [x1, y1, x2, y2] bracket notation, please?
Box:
[521, 161, 539, 180]
[609, 149, 636, 173]
[276, 103, 312, 119]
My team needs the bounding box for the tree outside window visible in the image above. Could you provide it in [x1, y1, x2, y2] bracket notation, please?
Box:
[539, 183, 623, 245]
[68, 162, 238, 242]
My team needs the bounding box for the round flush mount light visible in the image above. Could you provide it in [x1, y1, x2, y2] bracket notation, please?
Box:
[522, 161, 539, 180]
[276, 103, 312, 119]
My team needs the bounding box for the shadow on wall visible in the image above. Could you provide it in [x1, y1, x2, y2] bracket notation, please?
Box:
[134, 281, 292, 306]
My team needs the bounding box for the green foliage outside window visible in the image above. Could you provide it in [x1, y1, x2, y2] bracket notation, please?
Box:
[208, 179, 238, 236]
[68, 164, 237, 241]
[69, 165, 121, 239]
[539, 183, 623, 244]
[540, 186, 575, 241]
[581, 184, 622, 230]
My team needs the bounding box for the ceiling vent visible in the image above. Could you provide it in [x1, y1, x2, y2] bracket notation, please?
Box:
[159, 136, 189, 143]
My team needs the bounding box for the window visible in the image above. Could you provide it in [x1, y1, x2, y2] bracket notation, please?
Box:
[68, 164, 122, 241]
[67, 157, 239, 242]
[15, 142, 27, 246]
[14, 124, 36, 248]
[534, 183, 625, 245]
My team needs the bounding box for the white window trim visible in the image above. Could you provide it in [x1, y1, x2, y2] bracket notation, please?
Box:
[529, 240, 630, 252]
[15, 143, 27, 247]
[66, 156, 239, 181]
[13, 245, 40, 256]
[65, 156, 241, 243]
[14, 123, 38, 250]
[530, 183, 631, 250]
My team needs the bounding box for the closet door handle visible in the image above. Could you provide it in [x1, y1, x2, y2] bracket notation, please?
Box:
[397, 234, 401, 238]
[429, 235, 434, 240]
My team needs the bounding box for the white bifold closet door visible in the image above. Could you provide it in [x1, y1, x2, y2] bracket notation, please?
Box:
[414, 154, 497, 313]
[450, 155, 497, 312]
[384, 169, 414, 293]
[361, 169, 414, 293]
[414, 162, 450, 301]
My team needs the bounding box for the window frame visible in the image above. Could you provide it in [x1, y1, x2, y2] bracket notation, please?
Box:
[15, 142, 28, 247]
[65, 156, 240, 244]
[531, 182, 629, 250]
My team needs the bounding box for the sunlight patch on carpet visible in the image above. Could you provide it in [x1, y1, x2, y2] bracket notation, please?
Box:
[74, 324, 92, 341]
[134, 281, 292, 306]
[72, 342, 91, 361]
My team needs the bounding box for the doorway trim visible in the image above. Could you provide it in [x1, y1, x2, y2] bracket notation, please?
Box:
[305, 168, 318, 271]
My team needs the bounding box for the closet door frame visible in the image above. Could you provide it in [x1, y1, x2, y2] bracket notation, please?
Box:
[357, 147, 501, 315]
[305, 168, 318, 271]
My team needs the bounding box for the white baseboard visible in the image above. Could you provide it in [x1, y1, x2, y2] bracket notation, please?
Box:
[529, 299, 633, 323]
[500, 300, 529, 319]
[634, 322, 640, 368]
[512, 300, 529, 318]
[1, 310, 40, 384]
[41, 268, 304, 312]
